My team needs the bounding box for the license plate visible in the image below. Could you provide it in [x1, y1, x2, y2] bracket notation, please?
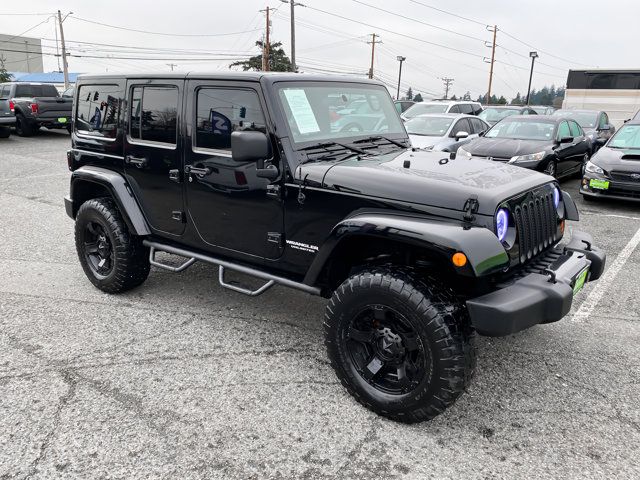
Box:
[57, 117, 68, 124]
[589, 179, 609, 190]
[573, 267, 589, 295]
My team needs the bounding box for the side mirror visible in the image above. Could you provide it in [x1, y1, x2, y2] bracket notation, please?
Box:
[231, 131, 271, 162]
[559, 136, 573, 144]
[478, 130, 486, 137]
[454, 131, 469, 140]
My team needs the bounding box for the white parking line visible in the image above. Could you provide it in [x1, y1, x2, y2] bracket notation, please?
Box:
[572, 225, 640, 322]
[580, 211, 640, 221]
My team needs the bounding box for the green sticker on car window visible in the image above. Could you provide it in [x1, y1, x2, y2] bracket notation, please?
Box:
[57, 117, 67, 123]
[589, 179, 609, 190]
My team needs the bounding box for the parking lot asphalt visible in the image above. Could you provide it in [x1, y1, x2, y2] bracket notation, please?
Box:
[1, 130, 639, 480]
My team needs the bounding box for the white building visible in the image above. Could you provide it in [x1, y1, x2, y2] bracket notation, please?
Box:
[0, 34, 44, 73]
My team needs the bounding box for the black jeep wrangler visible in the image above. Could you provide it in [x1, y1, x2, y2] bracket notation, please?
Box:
[64, 73, 605, 423]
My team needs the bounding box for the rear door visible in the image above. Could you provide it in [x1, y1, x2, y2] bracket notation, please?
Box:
[555, 120, 579, 175]
[124, 79, 185, 236]
[0, 85, 13, 120]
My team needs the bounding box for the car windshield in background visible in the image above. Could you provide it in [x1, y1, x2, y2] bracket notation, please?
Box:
[404, 103, 448, 117]
[405, 116, 453, 136]
[485, 120, 556, 140]
[552, 111, 597, 128]
[14, 84, 59, 97]
[478, 108, 519, 123]
[277, 83, 405, 144]
[608, 124, 640, 149]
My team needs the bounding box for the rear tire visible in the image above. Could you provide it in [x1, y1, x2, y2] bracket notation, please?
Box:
[0, 127, 10, 138]
[324, 267, 476, 423]
[15, 113, 34, 137]
[75, 197, 150, 293]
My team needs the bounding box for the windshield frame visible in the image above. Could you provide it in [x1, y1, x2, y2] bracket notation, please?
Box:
[272, 80, 408, 148]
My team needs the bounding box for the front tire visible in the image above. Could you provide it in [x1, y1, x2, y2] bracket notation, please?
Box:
[75, 197, 150, 293]
[324, 268, 476, 423]
[544, 159, 557, 178]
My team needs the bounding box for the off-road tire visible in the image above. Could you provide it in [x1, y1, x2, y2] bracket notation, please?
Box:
[0, 127, 10, 138]
[75, 197, 150, 293]
[324, 267, 476, 423]
[15, 113, 34, 137]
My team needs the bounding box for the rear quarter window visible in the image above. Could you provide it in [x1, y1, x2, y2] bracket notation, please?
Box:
[15, 84, 59, 97]
[76, 84, 124, 139]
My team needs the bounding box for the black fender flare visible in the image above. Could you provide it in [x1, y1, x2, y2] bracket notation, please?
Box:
[67, 166, 151, 236]
[561, 190, 579, 221]
[303, 213, 509, 285]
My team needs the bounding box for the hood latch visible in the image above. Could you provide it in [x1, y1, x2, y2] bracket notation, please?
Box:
[463, 195, 479, 222]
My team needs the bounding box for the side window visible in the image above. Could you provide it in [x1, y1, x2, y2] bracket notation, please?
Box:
[129, 86, 178, 145]
[459, 103, 473, 115]
[448, 104, 461, 114]
[472, 104, 483, 115]
[599, 113, 609, 128]
[557, 121, 571, 140]
[569, 121, 582, 137]
[195, 88, 266, 152]
[0, 86, 8, 99]
[471, 118, 487, 134]
[451, 118, 471, 136]
[75, 84, 123, 138]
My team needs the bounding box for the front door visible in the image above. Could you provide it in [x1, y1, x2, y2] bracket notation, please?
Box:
[124, 79, 185, 236]
[184, 80, 283, 260]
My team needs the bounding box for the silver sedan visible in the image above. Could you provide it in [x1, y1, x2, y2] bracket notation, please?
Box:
[406, 113, 490, 152]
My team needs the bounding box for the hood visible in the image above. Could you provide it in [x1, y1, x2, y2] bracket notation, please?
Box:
[297, 149, 552, 216]
[464, 137, 549, 159]
[592, 146, 640, 171]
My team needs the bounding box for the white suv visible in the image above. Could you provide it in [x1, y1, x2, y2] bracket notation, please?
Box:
[401, 100, 483, 121]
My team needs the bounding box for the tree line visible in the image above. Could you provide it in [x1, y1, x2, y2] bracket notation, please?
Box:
[403, 85, 566, 107]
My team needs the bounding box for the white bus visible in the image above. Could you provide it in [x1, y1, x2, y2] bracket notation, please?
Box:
[563, 70, 640, 127]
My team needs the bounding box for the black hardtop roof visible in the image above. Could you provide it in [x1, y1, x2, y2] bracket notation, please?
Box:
[76, 71, 385, 87]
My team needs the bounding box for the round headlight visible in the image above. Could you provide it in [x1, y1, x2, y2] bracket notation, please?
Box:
[496, 208, 509, 242]
[552, 186, 560, 209]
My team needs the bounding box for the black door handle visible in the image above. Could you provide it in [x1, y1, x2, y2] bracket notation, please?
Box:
[126, 156, 147, 168]
[185, 165, 211, 176]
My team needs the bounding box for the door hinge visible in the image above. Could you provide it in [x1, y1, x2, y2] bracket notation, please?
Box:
[266, 184, 281, 198]
[172, 211, 186, 223]
[169, 169, 181, 183]
[267, 232, 283, 247]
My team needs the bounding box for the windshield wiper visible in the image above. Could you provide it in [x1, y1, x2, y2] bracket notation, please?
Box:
[352, 135, 407, 148]
[298, 141, 367, 155]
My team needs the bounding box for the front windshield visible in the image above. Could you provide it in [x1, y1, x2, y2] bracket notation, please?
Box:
[478, 108, 519, 123]
[405, 116, 453, 136]
[485, 120, 556, 140]
[552, 111, 597, 128]
[608, 124, 640, 149]
[277, 83, 405, 144]
[403, 103, 448, 118]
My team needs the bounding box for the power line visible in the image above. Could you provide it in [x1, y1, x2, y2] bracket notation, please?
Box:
[407, 0, 487, 27]
[68, 16, 262, 37]
[0, 16, 54, 46]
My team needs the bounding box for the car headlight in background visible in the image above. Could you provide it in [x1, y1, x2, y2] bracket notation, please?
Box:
[457, 146, 472, 157]
[509, 151, 546, 164]
[496, 208, 509, 242]
[585, 160, 604, 175]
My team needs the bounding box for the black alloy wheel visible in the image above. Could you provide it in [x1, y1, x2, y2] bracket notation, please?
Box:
[15, 113, 33, 137]
[544, 159, 557, 178]
[345, 305, 429, 395]
[82, 220, 114, 279]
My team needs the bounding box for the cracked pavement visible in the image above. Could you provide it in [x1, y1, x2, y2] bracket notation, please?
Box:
[1, 130, 639, 479]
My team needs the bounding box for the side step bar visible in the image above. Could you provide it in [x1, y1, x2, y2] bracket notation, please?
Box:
[143, 240, 321, 297]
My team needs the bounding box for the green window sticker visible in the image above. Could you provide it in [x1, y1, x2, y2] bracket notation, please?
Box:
[589, 179, 609, 190]
[57, 117, 68, 123]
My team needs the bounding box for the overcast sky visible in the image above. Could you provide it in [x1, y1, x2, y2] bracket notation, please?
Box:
[2, 0, 639, 99]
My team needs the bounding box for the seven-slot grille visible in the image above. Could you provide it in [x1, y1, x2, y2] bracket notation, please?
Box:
[512, 189, 558, 263]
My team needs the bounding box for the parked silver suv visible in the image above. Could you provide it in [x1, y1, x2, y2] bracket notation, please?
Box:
[401, 100, 483, 121]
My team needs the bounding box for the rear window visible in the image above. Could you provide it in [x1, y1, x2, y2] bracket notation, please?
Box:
[76, 84, 123, 139]
[15, 84, 59, 97]
[129, 85, 178, 145]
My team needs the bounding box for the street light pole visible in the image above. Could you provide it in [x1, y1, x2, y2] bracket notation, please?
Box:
[526, 51, 538, 105]
[396, 56, 406, 100]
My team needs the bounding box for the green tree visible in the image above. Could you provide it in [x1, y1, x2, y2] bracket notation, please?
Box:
[497, 95, 508, 105]
[413, 93, 423, 102]
[230, 40, 293, 72]
[0, 58, 12, 83]
[511, 92, 523, 105]
[450, 94, 458, 101]
[462, 91, 471, 101]
[405, 87, 413, 100]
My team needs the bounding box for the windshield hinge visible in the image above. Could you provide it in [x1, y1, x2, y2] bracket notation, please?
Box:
[463, 195, 479, 222]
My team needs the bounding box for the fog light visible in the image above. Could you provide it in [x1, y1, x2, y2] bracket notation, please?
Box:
[452, 252, 467, 267]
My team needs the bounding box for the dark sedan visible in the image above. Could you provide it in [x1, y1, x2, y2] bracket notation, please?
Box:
[581, 120, 640, 202]
[552, 109, 615, 153]
[478, 105, 537, 125]
[457, 115, 591, 179]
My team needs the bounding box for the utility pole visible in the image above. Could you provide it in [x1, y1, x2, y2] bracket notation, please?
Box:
[281, 1, 303, 72]
[367, 33, 381, 80]
[57, 10, 71, 89]
[261, 6, 271, 71]
[442, 77, 454, 99]
[396, 56, 406, 100]
[485, 25, 497, 105]
[166, 63, 177, 71]
[525, 51, 538, 105]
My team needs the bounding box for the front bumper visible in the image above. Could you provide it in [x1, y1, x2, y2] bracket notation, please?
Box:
[466, 230, 605, 336]
[581, 174, 640, 202]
